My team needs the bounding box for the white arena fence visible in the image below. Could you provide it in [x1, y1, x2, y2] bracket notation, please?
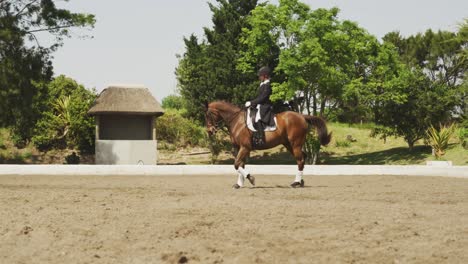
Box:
[0, 165, 467, 178]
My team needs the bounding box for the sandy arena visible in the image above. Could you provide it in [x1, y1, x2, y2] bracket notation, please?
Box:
[1, 175, 467, 263]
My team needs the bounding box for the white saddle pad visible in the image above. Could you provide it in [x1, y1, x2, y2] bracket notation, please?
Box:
[246, 107, 277, 132]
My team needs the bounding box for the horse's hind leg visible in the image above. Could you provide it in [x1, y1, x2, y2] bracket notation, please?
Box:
[284, 144, 305, 188]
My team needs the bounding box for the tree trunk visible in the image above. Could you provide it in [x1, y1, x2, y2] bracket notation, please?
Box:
[312, 92, 317, 116]
[407, 140, 415, 151]
[320, 98, 326, 117]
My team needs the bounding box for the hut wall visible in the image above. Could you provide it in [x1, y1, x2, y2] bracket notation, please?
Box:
[95, 140, 157, 165]
[99, 115, 152, 140]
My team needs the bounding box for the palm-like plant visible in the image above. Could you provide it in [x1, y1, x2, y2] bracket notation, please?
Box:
[426, 124, 456, 159]
[53, 95, 72, 139]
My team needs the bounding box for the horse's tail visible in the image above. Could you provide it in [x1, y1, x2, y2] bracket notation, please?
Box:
[303, 115, 332, 146]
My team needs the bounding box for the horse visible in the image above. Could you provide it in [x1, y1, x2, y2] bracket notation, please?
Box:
[205, 101, 331, 188]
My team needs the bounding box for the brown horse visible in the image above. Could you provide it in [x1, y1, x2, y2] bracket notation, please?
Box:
[205, 101, 331, 188]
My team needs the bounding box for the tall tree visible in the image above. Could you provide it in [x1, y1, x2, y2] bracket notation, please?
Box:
[366, 24, 468, 149]
[176, 0, 259, 120]
[239, 0, 380, 119]
[0, 0, 95, 144]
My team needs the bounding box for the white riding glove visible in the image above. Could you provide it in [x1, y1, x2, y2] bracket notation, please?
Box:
[245, 101, 251, 108]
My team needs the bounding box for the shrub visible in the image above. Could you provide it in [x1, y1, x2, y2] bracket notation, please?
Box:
[426, 124, 456, 159]
[156, 109, 208, 148]
[32, 76, 96, 153]
[456, 127, 468, 149]
[162, 95, 185, 110]
[304, 131, 321, 164]
[207, 132, 232, 164]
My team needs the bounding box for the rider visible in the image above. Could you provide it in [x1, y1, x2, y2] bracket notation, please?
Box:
[245, 66, 275, 131]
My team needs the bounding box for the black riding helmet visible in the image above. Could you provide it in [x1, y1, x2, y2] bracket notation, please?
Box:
[257, 66, 271, 77]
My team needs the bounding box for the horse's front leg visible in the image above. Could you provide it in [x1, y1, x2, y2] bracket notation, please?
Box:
[233, 147, 255, 189]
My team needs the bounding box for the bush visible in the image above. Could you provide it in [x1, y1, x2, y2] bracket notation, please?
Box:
[156, 109, 208, 148]
[207, 132, 232, 164]
[304, 131, 321, 164]
[32, 76, 96, 153]
[456, 127, 468, 149]
[162, 95, 186, 110]
[426, 124, 456, 159]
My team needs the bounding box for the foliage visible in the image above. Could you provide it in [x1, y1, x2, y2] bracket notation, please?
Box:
[176, 0, 259, 121]
[207, 132, 227, 164]
[239, 0, 382, 119]
[303, 130, 321, 164]
[426, 124, 457, 159]
[383, 28, 467, 89]
[32, 75, 96, 153]
[156, 109, 208, 148]
[0, 47, 52, 146]
[366, 25, 467, 149]
[456, 127, 468, 149]
[0, 0, 95, 144]
[162, 94, 186, 110]
[175, 0, 467, 154]
[371, 66, 455, 149]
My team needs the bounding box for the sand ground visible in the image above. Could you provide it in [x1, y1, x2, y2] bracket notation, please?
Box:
[1, 175, 467, 264]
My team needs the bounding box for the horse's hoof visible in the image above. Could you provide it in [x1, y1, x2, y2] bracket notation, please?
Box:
[290, 179, 305, 188]
[246, 174, 255, 186]
[232, 184, 241, 189]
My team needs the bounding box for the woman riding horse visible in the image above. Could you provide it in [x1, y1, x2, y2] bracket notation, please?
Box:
[205, 68, 331, 189]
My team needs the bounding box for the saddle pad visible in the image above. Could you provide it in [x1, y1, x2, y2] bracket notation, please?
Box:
[246, 108, 277, 132]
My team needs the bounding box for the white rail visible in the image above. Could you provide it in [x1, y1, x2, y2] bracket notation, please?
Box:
[0, 165, 467, 178]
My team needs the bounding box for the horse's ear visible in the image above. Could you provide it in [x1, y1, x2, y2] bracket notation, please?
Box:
[202, 101, 209, 111]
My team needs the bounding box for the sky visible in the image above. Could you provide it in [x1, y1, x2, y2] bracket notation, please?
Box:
[46, 0, 467, 101]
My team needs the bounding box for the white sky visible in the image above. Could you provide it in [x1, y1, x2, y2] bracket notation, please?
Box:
[47, 0, 467, 100]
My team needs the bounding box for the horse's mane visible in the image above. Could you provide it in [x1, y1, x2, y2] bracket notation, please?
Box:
[210, 100, 241, 111]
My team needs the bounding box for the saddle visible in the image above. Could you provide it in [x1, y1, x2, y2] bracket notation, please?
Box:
[246, 106, 277, 132]
[246, 106, 277, 149]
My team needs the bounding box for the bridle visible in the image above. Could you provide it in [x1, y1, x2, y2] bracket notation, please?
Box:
[206, 108, 243, 135]
[206, 110, 224, 134]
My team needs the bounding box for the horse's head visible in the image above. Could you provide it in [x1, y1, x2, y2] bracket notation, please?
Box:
[205, 106, 222, 137]
[204, 101, 241, 136]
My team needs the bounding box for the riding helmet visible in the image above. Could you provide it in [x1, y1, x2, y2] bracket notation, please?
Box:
[257, 66, 271, 76]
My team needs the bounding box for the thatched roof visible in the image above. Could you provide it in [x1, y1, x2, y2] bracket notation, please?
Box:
[88, 86, 164, 116]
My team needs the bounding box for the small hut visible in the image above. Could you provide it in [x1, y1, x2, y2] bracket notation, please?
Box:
[88, 85, 164, 164]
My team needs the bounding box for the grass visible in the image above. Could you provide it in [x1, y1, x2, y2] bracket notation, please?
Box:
[2, 123, 467, 165]
[320, 123, 467, 165]
[160, 122, 468, 165]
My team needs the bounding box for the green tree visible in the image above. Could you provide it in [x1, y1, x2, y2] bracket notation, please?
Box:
[383, 26, 467, 116]
[0, 0, 95, 144]
[374, 24, 468, 149]
[239, 0, 380, 120]
[176, 0, 259, 120]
